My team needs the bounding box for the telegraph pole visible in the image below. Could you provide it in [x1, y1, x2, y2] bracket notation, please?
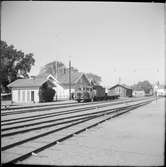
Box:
[55, 61, 58, 79]
[69, 60, 71, 100]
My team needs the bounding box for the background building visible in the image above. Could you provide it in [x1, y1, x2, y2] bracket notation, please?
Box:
[39, 73, 92, 100]
[108, 84, 132, 97]
[132, 88, 145, 97]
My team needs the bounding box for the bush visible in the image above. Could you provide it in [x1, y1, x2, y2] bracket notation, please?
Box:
[39, 86, 55, 103]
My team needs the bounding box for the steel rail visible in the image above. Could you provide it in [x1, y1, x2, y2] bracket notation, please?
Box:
[1, 96, 152, 116]
[1, 98, 149, 127]
[2, 100, 152, 165]
[1, 101, 76, 111]
[1, 100, 152, 137]
[2, 102, 149, 151]
[1, 101, 127, 125]
[1, 102, 93, 116]
[1, 102, 150, 152]
[1, 97, 154, 124]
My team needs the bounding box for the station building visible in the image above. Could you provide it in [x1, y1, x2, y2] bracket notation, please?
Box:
[108, 84, 132, 97]
[7, 78, 55, 103]
[47, 72, 92, 100]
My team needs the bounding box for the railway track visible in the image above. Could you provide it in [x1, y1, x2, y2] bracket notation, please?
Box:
[1, 100, 149, 137]
[1, 97, 152, 125]
[1, 99, 125, 123]
[1, 97, 154, 136]
[1, 98, 154, 165]
[1, 101, 76, 111]
[1, 96, 152, 116]
[1, 97, 153, 116]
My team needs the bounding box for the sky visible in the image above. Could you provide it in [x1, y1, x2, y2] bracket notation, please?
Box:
[1, 1, 165, 87]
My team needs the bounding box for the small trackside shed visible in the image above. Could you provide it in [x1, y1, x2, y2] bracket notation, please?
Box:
[108, 84, 132, 97]
[7, 78, 55, 103]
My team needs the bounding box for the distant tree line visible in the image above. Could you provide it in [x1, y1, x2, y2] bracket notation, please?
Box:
[0, 40, 35, 92]
[131, 80, 153, 94]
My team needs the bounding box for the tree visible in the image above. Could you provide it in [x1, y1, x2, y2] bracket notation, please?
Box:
[0, 40, 35, 92]
[39, 83, 55, 102]
[131, 80, 153, 94]
[38, 61, 69, 78]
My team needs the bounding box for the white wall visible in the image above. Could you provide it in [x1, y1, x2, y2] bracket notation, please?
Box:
[12, 88, 39, 103]
[132, 91, 145, 97]
[52, 79, 75, 100]
[157, 89, 166, 96]
[12, 89, 18, 102]
[53, 85, 75, 100]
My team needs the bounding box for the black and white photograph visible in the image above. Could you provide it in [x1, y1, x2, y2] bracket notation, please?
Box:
[1, 1, 165, 166]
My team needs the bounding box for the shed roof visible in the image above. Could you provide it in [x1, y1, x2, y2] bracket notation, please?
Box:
[7, 78, 52, 88]
[109, 84, 132, 90]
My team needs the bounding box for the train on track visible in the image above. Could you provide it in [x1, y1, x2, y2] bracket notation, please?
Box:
[74, 85, 120, 103]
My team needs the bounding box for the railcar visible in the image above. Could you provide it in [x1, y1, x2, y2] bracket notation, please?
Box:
[92, 85, 106, 101]
[74, 85, 119, 103]
[75, 88, 93, 103]
[107, 94, 120, 100]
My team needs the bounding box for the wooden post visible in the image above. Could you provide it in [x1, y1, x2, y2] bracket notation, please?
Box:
[69, 60, 71, 100]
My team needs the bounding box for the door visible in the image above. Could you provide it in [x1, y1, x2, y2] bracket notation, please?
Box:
[31, 91, 34, 102]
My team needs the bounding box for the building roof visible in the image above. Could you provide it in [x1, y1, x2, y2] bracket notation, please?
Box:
[37, 72, 85, 85]
[7, 78, 53, 88]
[36, 72, 91, 89]
[57, 72, 83, 84]
[109, 84, 132, 90]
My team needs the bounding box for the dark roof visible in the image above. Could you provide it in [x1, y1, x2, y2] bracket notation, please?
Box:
[57, 72, 83, 84]
[59, 72, 91, 89]
[37, 72, 85, 85]
[36, 72, 91, 89]
[7, 78, 51, 88]
[109, 84, 132, 90]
